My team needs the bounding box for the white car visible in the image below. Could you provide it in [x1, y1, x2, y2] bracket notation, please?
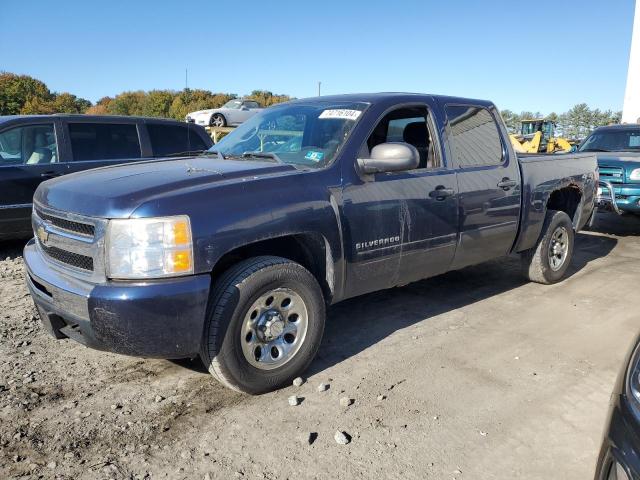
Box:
[186, 99, 263, 127]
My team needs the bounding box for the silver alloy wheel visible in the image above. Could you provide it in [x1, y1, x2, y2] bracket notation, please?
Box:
[241, 288, 309, 370]
[211, 115, 224, 127]
[548, 226, 569, 271]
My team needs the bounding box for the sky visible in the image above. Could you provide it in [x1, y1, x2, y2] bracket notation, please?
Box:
[0, 0, 636, 114]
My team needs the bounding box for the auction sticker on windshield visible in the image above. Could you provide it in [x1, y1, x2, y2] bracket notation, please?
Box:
[305, 151, 324, 162]
[319, 109, 362, 121]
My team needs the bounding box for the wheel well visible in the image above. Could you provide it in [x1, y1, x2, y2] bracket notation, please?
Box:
[546, 185, 582, 224]
[211, 234, 332, 302]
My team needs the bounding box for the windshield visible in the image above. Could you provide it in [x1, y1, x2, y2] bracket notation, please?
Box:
[210, 101, 368, 169]
[579, 128, 640, 152]
[222, 100, 243, 109]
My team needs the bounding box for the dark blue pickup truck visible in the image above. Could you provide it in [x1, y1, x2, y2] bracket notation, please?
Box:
[24, 93, 598, 393]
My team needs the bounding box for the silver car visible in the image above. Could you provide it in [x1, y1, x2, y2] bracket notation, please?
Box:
[186, 99, 263, 127]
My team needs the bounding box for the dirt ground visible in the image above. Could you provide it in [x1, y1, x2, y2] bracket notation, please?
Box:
[1, 211, 639, 480]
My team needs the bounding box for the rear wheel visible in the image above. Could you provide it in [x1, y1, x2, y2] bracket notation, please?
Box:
[200, 256, 325, 394]
[521, 209, 575, 284]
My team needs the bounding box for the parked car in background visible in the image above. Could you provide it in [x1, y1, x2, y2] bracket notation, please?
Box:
[186, 99, 263, 127]
[579, 124, 640, 215]
[24, 93, 597, 394]
[594, 333, 640, 480]
[0, 115, 212, 239]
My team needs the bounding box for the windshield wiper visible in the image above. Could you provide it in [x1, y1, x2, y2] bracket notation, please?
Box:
[241, 151, 283, 163]
[580, 148, 611, 152]
[165, 149, 225, 159]
[165, 149, 207, 157]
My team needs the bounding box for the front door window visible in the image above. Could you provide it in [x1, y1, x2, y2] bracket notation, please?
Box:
[0, 124, 57, 165]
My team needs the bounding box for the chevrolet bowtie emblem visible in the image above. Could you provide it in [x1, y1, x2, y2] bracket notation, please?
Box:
[36, 225, 49, 245]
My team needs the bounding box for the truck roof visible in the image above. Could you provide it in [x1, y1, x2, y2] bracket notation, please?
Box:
[287, 92, 495, 108]
[592, 123, 640, 132]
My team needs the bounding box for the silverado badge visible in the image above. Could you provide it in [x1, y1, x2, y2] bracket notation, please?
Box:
[36, 225, 49, 245]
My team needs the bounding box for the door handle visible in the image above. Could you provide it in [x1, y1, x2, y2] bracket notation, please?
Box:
[497, 178, 517, 190]
[40, 171, 62, 179]
[429, 185, 455, 201]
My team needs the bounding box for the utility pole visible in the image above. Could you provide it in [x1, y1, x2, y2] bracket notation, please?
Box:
[185, 68, 188, 91]
[318, 81, 321, 97]
[623, 0, 640, 123]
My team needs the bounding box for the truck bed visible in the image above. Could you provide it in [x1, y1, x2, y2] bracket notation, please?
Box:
[514, 152, 598, 253]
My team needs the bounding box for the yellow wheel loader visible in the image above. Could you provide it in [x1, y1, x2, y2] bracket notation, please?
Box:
[509, 119, 574, 154]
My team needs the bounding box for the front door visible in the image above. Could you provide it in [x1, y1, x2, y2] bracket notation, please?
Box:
[341, 104, 459, 299]
[0, 121, 66, 237]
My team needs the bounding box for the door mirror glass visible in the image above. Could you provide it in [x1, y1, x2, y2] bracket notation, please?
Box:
[357, 142, 420, 175]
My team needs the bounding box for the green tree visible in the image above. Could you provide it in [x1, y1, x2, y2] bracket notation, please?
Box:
[0, 72, 52, 115]
[246, 90, 293, 107]
[106, 91, 146, 116]
[140, 90, 174, 118]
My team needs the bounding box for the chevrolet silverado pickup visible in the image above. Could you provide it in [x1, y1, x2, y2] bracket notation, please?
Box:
[24, 93, 598, 394]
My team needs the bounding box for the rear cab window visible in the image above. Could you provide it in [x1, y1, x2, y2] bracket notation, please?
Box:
[68, 123, 141, 161]
[147, 123, 209, 157]
[0, 124, 58, 165]
[445, 105, 503, 167]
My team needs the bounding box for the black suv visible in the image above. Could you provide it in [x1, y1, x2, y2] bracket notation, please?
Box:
[0, 115, 212, 239]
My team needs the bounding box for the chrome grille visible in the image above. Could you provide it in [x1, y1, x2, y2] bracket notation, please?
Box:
[599, 166, 624, 183]
[32, 201, 107, 283]
[39, 244, 94, 271]
[35, 207, 95, 237]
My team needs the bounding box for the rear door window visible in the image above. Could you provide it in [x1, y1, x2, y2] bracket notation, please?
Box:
[0, 124, 58, 165]
[445, 105, 503, 167]
[147, 123, 208, 156]
[68, 123, 141, 161]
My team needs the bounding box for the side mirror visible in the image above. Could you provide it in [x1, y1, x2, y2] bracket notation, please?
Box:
[570, 145, 578, 152]
[357, 142, 420, 175]
[241, 106, 249, 111]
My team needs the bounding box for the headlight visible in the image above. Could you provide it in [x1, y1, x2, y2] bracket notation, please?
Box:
[106, 216, 193, 279]
[629, 168, 640, 181]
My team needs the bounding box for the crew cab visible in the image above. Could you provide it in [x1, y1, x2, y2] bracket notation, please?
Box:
[24, 93, 598, 394]
[0, 115, 212, 239]
[579, 124, 640, 215]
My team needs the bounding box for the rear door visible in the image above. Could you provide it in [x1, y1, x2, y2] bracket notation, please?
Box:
[63, 120, 147, 176]
[442, 103, 521, 270]
[0, 120, 66, 237]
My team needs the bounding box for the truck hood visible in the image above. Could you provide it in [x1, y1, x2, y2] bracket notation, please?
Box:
[596, 151, 640, 166]
[35, 156, 296, 218]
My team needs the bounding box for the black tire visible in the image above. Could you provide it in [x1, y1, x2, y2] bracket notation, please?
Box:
[521, 209, 575, 284]
[200, 256, 325, 394]
[210, 113, 226, 127]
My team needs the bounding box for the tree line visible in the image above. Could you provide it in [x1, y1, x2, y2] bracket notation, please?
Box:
[0, 72, 624, 138]
[500, 105, 622, 140]
[0, 72, 293, 121]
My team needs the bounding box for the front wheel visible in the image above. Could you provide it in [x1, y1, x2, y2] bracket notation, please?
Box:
[521, 209, 575, 284]
[210, 113, 226, 127]
[200, 256, 325, 394]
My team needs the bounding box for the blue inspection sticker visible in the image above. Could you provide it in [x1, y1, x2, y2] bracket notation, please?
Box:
[305, 151, 325, 162]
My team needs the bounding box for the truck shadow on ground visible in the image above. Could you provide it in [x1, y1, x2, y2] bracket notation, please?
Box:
[306, 231, 617, 377]
[589, 211, 640, 237]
